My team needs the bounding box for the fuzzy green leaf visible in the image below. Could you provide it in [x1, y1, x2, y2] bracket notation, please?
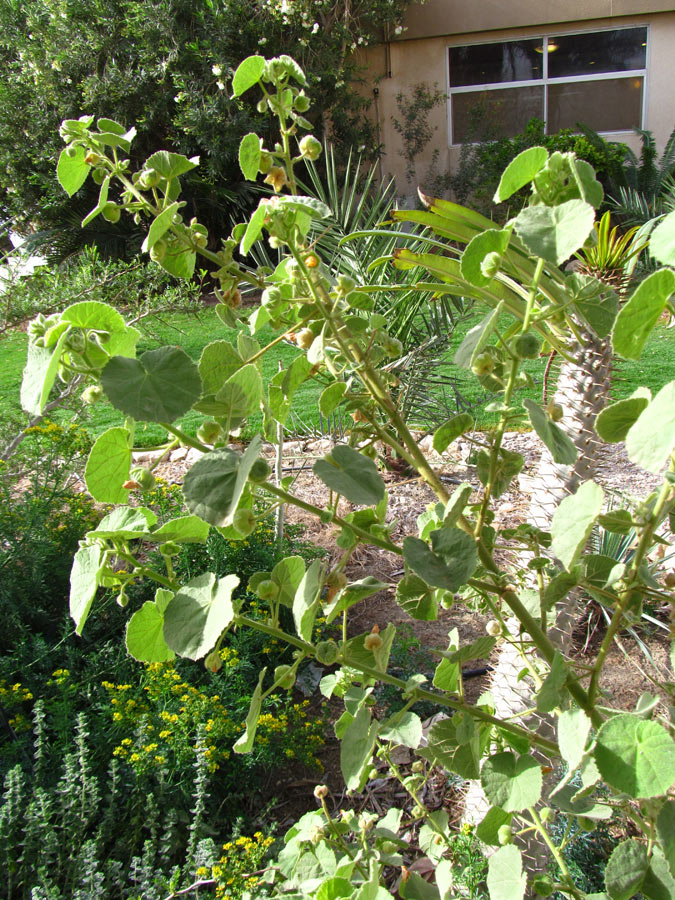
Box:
[241, 203, 267, 256]
[649, 208, 675, 266]
[70, 544, 104, 635]
[596, 395, 650, 442]
[126, 600, 175, 663]
[319, 382, 347, 417]
[145, 150, 199, 180]
[183, 434, 262, 527]
[558, 708, 591, 772]
[551, 480, 604, 570]
[101, 347, 201, 423]
[481, 752, 543, 812]
[486, 845, 527, 900]
[163, 572, 238, 660]
[20, 329, 70, 416]
[460, 228, 511, 286]
[605, 840, 648, 900]
[625, 381, 675, 473]
[454, 303, 503, 369]
[595, 714, 675, 798]
[233, 667, 266, 754]
[341, 705, 377, 792]
[656, 801, 675, 880]
[395, 574, 438, 621]
[232, 55, 266, 96]
[612, 270, 675, 360]
[379, 711, 422, 749]
[513, 199, 595, 265]
[57, 145, 90, 196]
[403, 528, 478, 592]
[494, 146, 548, 202]
[84, 426, 131, 503]
[314, 445, 385, 506]
[293, 559, 321, 642]
[141, 202, 179, 253]
[433, 413, 473, 453]
[523, 398, 577, 465]
[239, 132, 261, 181]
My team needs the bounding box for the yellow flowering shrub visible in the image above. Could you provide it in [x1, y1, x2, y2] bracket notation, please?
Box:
[101, 656, 325, 786]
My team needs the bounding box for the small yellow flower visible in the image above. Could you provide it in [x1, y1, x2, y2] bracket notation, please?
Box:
[264, 166, 287, 193]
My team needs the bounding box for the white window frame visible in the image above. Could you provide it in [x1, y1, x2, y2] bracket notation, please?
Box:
[446, 25, 649, 147]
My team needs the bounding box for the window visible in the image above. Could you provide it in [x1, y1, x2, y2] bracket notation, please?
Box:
[448, 27, 647, 144]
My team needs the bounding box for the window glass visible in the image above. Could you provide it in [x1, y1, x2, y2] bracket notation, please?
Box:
[548, 27, 647, 78]
[548, 77, 644, 132]
[449, 40, 542, 87]
[452, 86, 545, 143]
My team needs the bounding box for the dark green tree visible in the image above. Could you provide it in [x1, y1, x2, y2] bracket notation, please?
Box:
[0, 0, 411, 251]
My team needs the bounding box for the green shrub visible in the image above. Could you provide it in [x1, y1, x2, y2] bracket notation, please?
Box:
[0, 420, 100, 648]
[0, 246, 200, 330]
[452, 117, 627, 217]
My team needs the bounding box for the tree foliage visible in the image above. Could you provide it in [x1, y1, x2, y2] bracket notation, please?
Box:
[0, 0, 412, 243]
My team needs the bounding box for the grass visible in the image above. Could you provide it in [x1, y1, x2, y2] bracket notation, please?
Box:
[1, 310, 324, 446]
[1, 307, 673, 445]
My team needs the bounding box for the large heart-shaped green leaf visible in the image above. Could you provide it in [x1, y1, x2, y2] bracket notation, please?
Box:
[214, 364, 263, 420]
[596, 394, 650, 442]
[395, 574, 438, 621]
[341, 705, 377, 792]
[481, 752, 543, 811]
[141, 201, 179, 253]
[314, 445, 385, 506]
[454, 303, 503, 369]
[145, 150, 199, 180]
[101, 347, 202, 422]
[293, 559, 322, 642]
[460, 228, 511, 286]
[198, 340, 244, 395]
[594, 714, 675, 799]
[84, 426, 131, 503]
[239, 132, 261, 181]
[403, 528, 478, 592]
[513, 199, 595, 265]
[232, 55, 266, 96]
[183, 435, 262, 527]
[89, 505, 157, 539]
[20, 329, 70, 416]
[163, 572, 238, 659]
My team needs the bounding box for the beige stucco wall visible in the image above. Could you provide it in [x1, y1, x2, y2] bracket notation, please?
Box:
[358, 8, 675, 202]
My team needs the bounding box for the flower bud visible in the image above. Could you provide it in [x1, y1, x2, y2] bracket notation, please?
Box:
[128, 466, 156, 491]
[102, 202, 121, 223]
[204, 650, 222, 673]
[81, 385, 104, 405]
[497, 824, 513, 845]
[313, 784, 329, 800]
[197, 421, 224, 445]
[299, 135, 322, 161]
[486, 619, 501, 637]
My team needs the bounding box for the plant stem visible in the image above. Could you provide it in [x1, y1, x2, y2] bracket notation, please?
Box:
[260, 481, 402, 554]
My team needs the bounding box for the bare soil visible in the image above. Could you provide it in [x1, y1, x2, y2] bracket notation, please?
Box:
[153, 433, 672, 826]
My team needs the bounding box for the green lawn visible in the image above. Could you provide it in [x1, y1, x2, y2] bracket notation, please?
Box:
[1, 308, 672, 444]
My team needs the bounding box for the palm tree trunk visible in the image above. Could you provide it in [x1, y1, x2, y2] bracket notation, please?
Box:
[463, 330, 613, 882]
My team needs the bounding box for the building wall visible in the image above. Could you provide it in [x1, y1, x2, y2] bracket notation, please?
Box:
[358, 7, 675, 201]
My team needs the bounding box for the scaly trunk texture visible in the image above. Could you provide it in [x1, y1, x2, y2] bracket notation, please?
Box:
[463, 332, 613, 885]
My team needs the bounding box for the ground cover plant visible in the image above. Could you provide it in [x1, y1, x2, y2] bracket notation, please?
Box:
[16, 54, 675, 900]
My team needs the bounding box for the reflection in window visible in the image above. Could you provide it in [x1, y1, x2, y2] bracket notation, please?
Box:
[448, 27, 647, 143]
